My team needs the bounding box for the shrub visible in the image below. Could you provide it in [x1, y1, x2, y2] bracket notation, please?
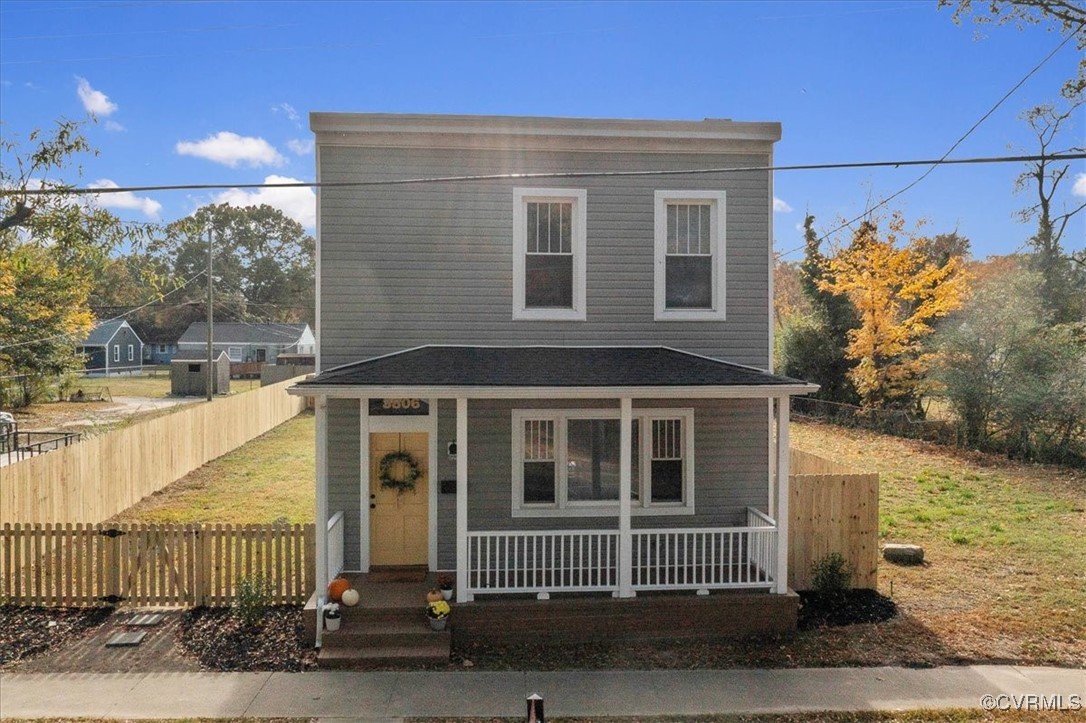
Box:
[234, 575, 272, 627]
[810, 552, 855, 594]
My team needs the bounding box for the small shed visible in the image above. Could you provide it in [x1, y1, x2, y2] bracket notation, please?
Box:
[170, 349, 231, 396]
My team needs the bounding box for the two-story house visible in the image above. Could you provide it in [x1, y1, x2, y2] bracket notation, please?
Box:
[293, 113, 817, 653]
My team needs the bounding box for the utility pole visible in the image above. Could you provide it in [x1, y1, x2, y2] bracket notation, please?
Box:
[206, 225, 214, 402]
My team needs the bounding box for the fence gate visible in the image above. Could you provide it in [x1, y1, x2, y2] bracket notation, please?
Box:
[1, 522, 315, 607]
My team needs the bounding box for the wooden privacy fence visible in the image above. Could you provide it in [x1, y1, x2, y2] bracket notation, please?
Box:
[789, 448, 879, 591]
[0, 376, 308, 524]
[1, 522, 315, 607]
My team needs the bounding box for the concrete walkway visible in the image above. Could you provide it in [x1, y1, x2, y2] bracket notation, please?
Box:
[1, 666, 1083, 720]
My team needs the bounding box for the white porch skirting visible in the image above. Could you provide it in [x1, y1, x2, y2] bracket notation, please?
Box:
[466, 507, 777, 596]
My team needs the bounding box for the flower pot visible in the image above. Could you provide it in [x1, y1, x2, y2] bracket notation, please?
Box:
[324, 613, 341, 632]
[428, 616, 447, 631]
[440, 588, 453, 601]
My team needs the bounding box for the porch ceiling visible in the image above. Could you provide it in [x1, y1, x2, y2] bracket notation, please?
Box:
[291, 345, 818, 398]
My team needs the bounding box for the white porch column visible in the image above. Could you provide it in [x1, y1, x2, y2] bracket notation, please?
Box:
[775, 396, 791, 594]
[314, 396, 329, 638]
[456, 397, 473, 602]
[358, 398, 370, 573]
[618, 397, 634, 598]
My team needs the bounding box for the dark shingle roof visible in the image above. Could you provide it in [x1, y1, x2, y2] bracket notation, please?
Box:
[178, 322, 307, 345]
[300, 346, 809, 388]
[79, 319, 127, 347]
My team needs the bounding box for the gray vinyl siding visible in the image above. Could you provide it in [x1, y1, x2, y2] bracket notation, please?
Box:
[327, 398, 362, 570]
[432, 397, 768, 570]
[318, 146, 772, 370]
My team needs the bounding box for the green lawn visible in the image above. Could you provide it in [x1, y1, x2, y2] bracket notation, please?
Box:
[111, 412, 315, 525]
[73, 371, 174, 398]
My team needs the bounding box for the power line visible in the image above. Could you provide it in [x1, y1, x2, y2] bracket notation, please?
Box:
[0, 268, 207, 351]
[775, 26, 1083, 260]
[6, 152, 1084, 199]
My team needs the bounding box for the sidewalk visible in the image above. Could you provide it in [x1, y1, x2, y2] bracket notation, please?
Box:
[1, 665, 1083, 720]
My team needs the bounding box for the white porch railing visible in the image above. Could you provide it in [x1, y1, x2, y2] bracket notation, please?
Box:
[464, 508, 777, 596]
[327, 510, 345, 581]
[466, 530, 619, 594]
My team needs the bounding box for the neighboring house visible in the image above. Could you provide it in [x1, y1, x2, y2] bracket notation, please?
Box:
[143, 338, 179, 365]
[292, 114, 817, 651]
[170, 349, 231, 396]
[76, 320, 144, 376]
[176, 322, 315, 364]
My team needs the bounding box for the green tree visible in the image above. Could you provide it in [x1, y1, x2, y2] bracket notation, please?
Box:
[1014, 100, 1086, 324]
[778, 214, 860, 404]
[940, 0, 1086, 100]
[0, 120, 137, 406]
[150, 204, 315, 324]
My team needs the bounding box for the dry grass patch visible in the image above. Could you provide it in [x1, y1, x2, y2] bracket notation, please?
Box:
[793, 419, 1086, 667]
[111, 412, 315, 525]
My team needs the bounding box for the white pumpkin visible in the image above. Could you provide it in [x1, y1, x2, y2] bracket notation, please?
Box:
[340, 588, 360, 607]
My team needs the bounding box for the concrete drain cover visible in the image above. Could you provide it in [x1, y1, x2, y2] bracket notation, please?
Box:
[126, 613, 164, 627]
[105, 631, 146, 647]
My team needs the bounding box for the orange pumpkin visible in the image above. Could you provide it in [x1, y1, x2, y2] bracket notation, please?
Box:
[426, 588, 443, 603]
[327, 577, 351, 602]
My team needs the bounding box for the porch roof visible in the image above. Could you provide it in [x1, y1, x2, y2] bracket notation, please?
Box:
[293, 346, 818, 398]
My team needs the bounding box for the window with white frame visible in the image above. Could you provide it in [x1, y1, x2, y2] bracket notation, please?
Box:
[654, 191, 726, 320]
[512, 408, 694, 517]
[127, 344, 134, 361]
[227, 346, 243, 362]
[512, 188, 587, 320]
[112, 345, 120, 362]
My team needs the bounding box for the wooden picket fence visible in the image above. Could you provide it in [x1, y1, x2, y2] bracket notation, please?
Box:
[0, 522, 315, 607]
[0, 376, 309, 524]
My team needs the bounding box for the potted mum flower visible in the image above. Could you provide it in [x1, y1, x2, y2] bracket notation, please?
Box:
[437, 574, 455, 601]
[426, 599, 451, 631]
[323, 602, 341, 632]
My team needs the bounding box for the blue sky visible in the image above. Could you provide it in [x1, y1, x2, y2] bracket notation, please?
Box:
[1, 0, 1082, 260]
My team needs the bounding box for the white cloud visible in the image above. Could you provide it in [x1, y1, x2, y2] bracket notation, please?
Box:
[104, 120, 126, 132]
[87, 179, 162, 220]
[213, 174, 315, 228]
[176, 131, 285, 168]
[273, 102, 301, 127]
[0, 79, 11, 87]
[1073, 173, 1086, 198]
[286, 138, 314, 155]
[773, 197, 793, 213]
[75, 76, 117, 117]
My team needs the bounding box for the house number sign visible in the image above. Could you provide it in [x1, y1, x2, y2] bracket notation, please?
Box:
[369, 398, 429, 416]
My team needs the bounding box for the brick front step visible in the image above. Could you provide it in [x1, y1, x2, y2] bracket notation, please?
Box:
[317, 631, 451, 668]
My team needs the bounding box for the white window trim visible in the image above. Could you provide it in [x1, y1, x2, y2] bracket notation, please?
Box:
[112, 345, 120, 362]
[227, 346, 243, 362]
[512, 187, 587, 321]
[511, 407, 695, 518]
[127, 344, 134, 362]
[654, 190, 727, 321]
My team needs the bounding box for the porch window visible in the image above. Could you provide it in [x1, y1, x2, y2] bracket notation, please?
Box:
[654, 191, 726, 320]
[512, 188, 587, 321]
[512, 408, 694, 517]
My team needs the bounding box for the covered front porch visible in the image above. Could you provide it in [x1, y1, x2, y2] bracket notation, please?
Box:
[295, 346, 816, 628]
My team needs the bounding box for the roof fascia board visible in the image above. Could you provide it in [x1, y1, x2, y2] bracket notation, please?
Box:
[314, 133, 775, 156]
[311, 113, 781, 142]
[289, 384, 819, 399]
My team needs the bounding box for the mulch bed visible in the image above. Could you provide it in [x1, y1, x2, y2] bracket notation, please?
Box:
[798, 590, 898, 630]
[0, 605, 113, 668]
[177, 605, 317, 671]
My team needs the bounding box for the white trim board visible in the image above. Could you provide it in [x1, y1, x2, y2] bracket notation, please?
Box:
[293, 384, 818, 400]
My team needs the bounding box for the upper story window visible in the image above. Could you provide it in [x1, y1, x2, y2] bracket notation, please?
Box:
[512, 408, 695, 517]
[654, 191, 726, 321]
[512, 188, 587, 321]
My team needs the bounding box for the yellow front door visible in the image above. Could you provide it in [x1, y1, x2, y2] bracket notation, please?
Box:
[369, 432, 429, 566]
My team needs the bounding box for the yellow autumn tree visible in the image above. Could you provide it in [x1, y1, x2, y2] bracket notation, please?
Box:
[819, 214, 968, 410]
